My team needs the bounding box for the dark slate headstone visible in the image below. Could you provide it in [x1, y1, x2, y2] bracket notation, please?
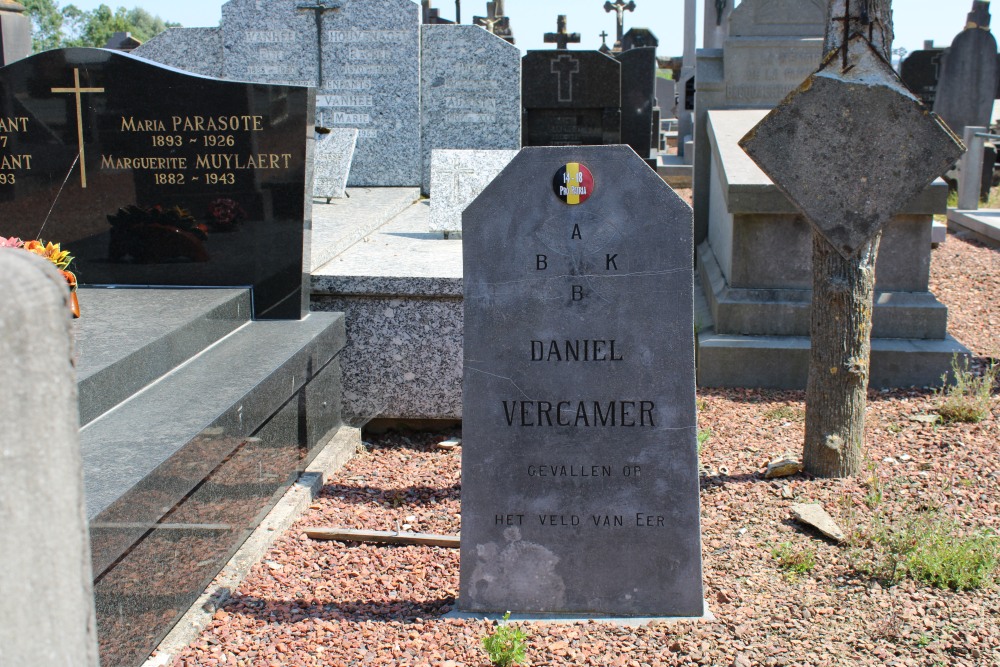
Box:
[622, 27, 658, 51]
[0, 48, 313, 319]
[522, 51, 621, 146]
[617, 46, 657, 161]
[460, 145, 704, 617]
[933, 1, 999, 135]
[900, 48, 946, 107]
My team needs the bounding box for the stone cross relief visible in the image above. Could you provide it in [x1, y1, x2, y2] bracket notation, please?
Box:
[604, 0, 636, 50]
[550, 55, 580, 103]
[544, 15, 581, 50]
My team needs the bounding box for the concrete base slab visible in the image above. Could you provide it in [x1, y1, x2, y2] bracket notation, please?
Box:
[947, 208, 1000, 247]
[445, 602, 714, 626]
[311, 187, 420, 271]
[697, 329, 970, 389]
[657, 154, 693, 188]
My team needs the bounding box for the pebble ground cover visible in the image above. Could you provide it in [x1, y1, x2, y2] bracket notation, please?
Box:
[170, 231, 998, 667]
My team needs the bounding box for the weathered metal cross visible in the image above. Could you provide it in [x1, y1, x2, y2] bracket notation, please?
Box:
[297, 1, 342, 87]
[599, 30, 610, 50]
[604, 0, 636, 49]
[544, 15, 580, 50]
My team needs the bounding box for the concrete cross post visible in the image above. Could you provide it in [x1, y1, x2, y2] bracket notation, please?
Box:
[958, 126, 987, 210]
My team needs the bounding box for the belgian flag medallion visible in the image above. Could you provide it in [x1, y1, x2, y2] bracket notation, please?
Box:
[553, 162, 594, 205]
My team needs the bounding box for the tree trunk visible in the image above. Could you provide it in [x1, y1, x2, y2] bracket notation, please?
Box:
[803, 0, 894, 478]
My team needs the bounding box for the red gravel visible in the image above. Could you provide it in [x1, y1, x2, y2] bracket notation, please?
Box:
[170, 236, 999, 667]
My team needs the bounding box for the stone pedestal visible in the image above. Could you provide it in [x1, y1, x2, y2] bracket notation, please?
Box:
[696, 110, 968, 389]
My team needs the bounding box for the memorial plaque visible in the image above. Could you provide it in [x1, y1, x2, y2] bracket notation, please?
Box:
[314, 128, 357, 200]
[617, 46, 657, 160]
[317, 0, 420, 186]
[419, 25, 521, 194]
[460, 145, 704, 616]
[0, 48, 313, 319]
[900, 49, 946, 107]
[428, 148, 517, 233]
[522, 51, 621, 147]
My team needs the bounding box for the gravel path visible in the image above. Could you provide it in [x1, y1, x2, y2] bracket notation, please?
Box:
[170, 234, 999, 667]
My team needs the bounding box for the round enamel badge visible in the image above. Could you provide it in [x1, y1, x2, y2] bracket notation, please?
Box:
[553, 162, 594, 205]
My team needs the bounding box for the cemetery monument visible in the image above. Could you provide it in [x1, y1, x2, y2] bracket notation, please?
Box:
[933, 0, 999, 138]
[460, 145, 704, 616]
[0, 0, 29, 66]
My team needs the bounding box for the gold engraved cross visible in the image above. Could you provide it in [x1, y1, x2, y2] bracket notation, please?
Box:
[51, 68, 104, 188]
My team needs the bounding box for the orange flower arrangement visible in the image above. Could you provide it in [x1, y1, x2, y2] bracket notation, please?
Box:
[2, 237, 80, 317]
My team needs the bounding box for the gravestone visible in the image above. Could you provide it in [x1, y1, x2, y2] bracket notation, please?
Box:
[0, 48, 313, 319]
[428, 148, 517, 234]
[460, 145, 704, 616]
[692, 0, 825, 244]
[419, 25, 521, 194]
[137, 0, 421, 187]
[0, 0, 30, 66]
[132, 27, 224, 78]
[522, 51, 621, 147]
[314, 128, 358, 201]
[656, 76, 676, 118]
[622, 27, 658, 51]
[0, 251, 99, 667]
[900, 48, 946, 107]
[617, 46, 657, 162]
[933, 1, 999, 137]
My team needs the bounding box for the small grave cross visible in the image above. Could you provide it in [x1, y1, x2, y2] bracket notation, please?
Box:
[297, 1, 342, 86]
[544, 15, 580, 50]
[599, 30, 610, 50]
[51, 68, 104, 189]
[604, 0, 636, 50]
[550, 54, 580, 102]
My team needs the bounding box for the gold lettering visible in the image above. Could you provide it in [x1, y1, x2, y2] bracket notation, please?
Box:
[0, 116, 29, 132]
[0, 154, 32, 170]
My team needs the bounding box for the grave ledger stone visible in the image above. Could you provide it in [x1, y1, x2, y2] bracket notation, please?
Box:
[420, 24, 521, 194]
[522, 50, 621, 147]
[460, 145, 704, 616]
[429, 148, 517, 234]
[0, 48, 313, 319]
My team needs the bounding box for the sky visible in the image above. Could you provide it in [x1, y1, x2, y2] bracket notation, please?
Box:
[62, 0, 980, 60]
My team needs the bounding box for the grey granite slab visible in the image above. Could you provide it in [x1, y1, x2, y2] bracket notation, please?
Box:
[728, 0, 825, 37]
[132, 27, 224, 77]
[314, 128, 358, 200]
[459, 145, 704, 616]
[74, 288, 251, 426]
[419, 25, 521, 194]
[319, 0, 421, 186]
[310, 187, 420, 271]
[429, 149, 518, 233]
[313, 198, 462, 296]
[220, 0, 317, 87]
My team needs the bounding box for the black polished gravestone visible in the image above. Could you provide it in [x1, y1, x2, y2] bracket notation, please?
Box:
[0, 48, 314, 319]
[617, 46, 657, 163]
[522, 50, 621, 147]
[900, 48, 946, 107]
[460, 146, 704, 617]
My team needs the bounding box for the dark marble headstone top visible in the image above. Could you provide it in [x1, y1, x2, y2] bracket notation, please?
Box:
[522, 50, 622, 147]
[460, 145, 704, 616]
[0, 48, 313, 319]
[617, 47, 657, 159]
[900, 49, 946, 107]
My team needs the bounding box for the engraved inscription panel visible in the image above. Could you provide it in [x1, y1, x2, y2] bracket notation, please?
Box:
[460, 146, 704, 616]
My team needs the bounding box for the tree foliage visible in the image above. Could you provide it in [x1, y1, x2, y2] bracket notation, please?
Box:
[21, 0, 179, 52]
